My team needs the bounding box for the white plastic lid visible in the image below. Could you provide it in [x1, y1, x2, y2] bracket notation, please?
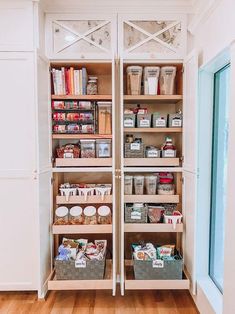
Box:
[84, 206, 96, 217]
[98, 205, 111, 216]
[133, 203, 144, 208]
[56, 206, 69, 217]
[70, 206, 83, 217]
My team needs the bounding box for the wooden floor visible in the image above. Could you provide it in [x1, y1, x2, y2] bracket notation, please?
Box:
[0, 288, 199, 314]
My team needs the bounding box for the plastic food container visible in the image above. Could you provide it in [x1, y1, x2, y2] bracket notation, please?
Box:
[87, 77, 98, 95]
[127, 66, 143, 95]
[57, 144, 80, 159]
[152, 112, 167, 128]
[96, 139, 112, 158]
[148, 205, 165, 223]
[55, 206, 69, 225]
[145, 146, 161, 158]
[144, 66, 160, 95]
[78, 101, 92, 110]
[97, 206, 112, 224]
[97, 102, 112, 135]
[164, 210, 182, 229]
[145, 175, 157, 195]
[80, 124, 95, 134]
[161, 137, 177, 158]
[80, 139, 96, 158]
[125, 203, 148, 223]
[84, 206, 97, 225]
[137, 114, 151, 128]
[159, 66, 177, 95]
[134, 176, 144, 195]
[69, 206, 84, 225]
[124, 114, 136, 128]
[95, 184, 112, 200]
[124, 175, 133, 195]
[168, 112, 183, 127]
[158, 181, 175, 195]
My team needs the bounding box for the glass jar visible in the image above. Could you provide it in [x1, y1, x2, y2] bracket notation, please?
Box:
[55, 206, 69, 225]
[97, 206, 112, 224]
[161, 137, 176, 158]
[134, 175, 144, 195]
[96, 139, 112, 158]
[80, 139, 96, 158]
[145, 175, 157, 195]
[69, 206, 83, 225]
[83, 206, 97, 225]
[157, 178, 175, 195]
[125, 134, 134, 143]
[87, 77, 98, 95]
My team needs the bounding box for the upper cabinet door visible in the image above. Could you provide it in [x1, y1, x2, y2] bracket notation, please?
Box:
[183, 51, 198, 173]
[0, 1, 34, 51]
[118, 14, 187, 60]
[46, 14, 117, 60]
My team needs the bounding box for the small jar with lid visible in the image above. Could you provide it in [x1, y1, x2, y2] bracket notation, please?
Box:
[87, 77, 98, 95]
[126, 134, 134, 143]
[55, 206, 69, 225]
[97, 205, 112, 224]
[80, 139, 96, 158]
[96, 139, 112, 158]
[157, 177, 175, 195]
[161, 137, 176, 158]
[83, 206, 97, 225]
[69, 206, 84, 225]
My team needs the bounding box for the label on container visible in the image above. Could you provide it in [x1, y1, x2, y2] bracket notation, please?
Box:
[124, 119, 134, 127]
[163, 150, 175, 157]
[172, 119, 182, 127]
[131, 211, 141, 220]
[147, 150, 159, 158]
[75, 259, 87, 268]
[63, 152, 74, 158]
[152, 259, 164, 268]
[139, 119, 150, 127]
[130, 143, 140, 150]
[155, 119, 166, 127]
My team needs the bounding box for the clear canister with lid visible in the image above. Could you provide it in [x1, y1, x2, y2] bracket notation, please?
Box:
[145, 175, 157, 195]
[124, 175, 133, 195]
[55, 206, 69, 225]
[157, 176, 175, 195]
[97, 205, 112, 224]
[96, 139, 112, 158]
[145, 146, 161, 158]
[69, 206, 84, 225]
[133, 175, 144, 195]
[83, 206, 97, 225]
[87, 76, 98, 95]
[80, 139, 96, 158]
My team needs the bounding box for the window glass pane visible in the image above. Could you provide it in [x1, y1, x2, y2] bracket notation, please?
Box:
[209, 64, 230, 292]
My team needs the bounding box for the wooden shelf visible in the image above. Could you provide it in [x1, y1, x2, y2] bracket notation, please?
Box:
[56, 195, 113, 204]
[124, 158, 180, 167]
[124, 223, 183, 233]
[124, 95, 182, 103]
[55, 158, 112, 167]
[52, 224, 112, 234]
[52, 95, 112, 100]
[124, 195, 179, 203]
[124, 128, 182, 133]
[52, 134, 112, 140]
[48, 260, 113, 290]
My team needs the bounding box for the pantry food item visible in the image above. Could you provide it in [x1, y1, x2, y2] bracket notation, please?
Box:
[96, 139, 112, 158]
[97, 206, 112, 224]
[145, 146, 160, 158]
[52, 100, 66, 110]
[158, 179, 175, 195]
[78, 101, 92, 110]
[124, 113, 136, 128]
[55, 206, 69, 225]
[67, 124, 80, 133]
[157, 244, 175, 259]
[152, 112, 167, 128]
[168, 111, 183, 127]
[127, 66, 143, 95]
[80, 139, 96, 158]
[124, 175, 133, 195]
[145, 175, 157, 195]
[137, 114, 151, 128]
[97, 102, 112, 135]
[159, 66, 177, 95]
[84, 206, 97, 225]
[125, 134, 134, 143]
[53, 124, 66, 133]
[134, 175, 144, 195]
[144, 66, 160, 95]
[87, 77, 98, 95]
[80, 124, 95, 134]
[148, 205, 165, 223]
[161, 137, 176, 158]
[69, 206, 84, 225]
[132, 242, 157, 261]
[56, 144, 80, 159]
[125, 203, 148, 223]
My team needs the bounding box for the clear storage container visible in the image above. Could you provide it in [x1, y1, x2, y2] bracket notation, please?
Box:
[145, 175, 157, 195]
[145, 146, 161, 158]
[161, 137, 176, 158]
[124, 113, 136, 128]
[97, 102, 112, 135]
[84, 206, 97, 225]
[80, 139, 96, 158]
[159, 66, 177, 95]
[87, 77, 98, 95]
[55, 206, 69, 225]
[148, 205, 165, 223]
[152, 112, 167, 128]
[168, 112, 182, 128]
[144, 66, 160, 95]
[134, 175, 144, 195]
[69, 206, 84, 225]
[158, 181, 175, 195]
[97, 205, 112, 224]
[127, 66, 143, 95]
[137, 114, 151, 128]
[96, 139, 112, 158]
[124, 175, 133, 195]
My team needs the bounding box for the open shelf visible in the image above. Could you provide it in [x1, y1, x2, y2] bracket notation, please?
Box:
[124, 158, 180, 167]
[52, 134, 112, 140]
[52, 224, 112, 234]
[124, 128, 182, 133]
[124, 195, 179, 203]
[48, 260, 113, 290]
[52, 95, 112, 100]
[124, 223, 183, 233]
[55, 158, 112, 167]
[56, 195, 113, 204]
[124, 95, 182, 103]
